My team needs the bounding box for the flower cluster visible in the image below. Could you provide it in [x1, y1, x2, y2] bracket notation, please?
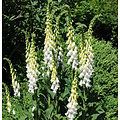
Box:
[54, 17, 65, 69]
[12, 76, 20, 97]
[3, 82, 15, 114]
[66, 25, 78, 70]
[79, 40, 94, 88]
[43, 6, 60, 93]
[26, 35, 40, 93]
[65, 72, 78, 120]
[78, 15, 100, 88]
[4, 58, 20, 97]
[6, 91, 11, 113]
[43, 7, 56, 72]
[55, 46, 64, 68]
[50, 60, 60, 93]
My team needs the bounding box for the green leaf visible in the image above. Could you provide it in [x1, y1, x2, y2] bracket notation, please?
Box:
[59, 97, 63, 101]
[14, 103, 23, 111]
[91, 114, 99, 120]
[20, 113, 27, 120]
[48, 0, 52, 4]
[23, 110, 32, 117]
[55, 114, 61, 119]
[58, 0, 62, 2]
[45, 105, 53, 119]
[9, 15, 15, 20]
[38, 109, 41, 116]
[31, 1, 38, 6]
[78, 89, 83, 99]
[14, 103, 28, 120]
[75, 22, 87, 28]
[36, 14, 40, 22]
[96, 106, 105, 114]
[48, 89, 55, 99]
[3, 14, 9, 19]
[88, 102, 94, 107]
[75, 111, 82, 119]
[61, 87, 69, 98]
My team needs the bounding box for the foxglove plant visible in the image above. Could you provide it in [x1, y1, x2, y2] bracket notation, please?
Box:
[54, 18, 64, 68]
[65, 22, 80, 120]
[43, 6, 56, 71]
[50, 60, 60, 93]
[3, 82, 15, 114]
[66, 23, 79, 70]
[65, 71, 78, 120]
[4, 58, 20, 97]
[6, 86, 11, 113]
[78, 15, 100, 88]
[43, 6, 60, 93]
[26, 34, 40, 94]
[78, 41, 94, 88]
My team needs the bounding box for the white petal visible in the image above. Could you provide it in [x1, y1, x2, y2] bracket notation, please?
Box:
[68, 114, 74, 119]
[8, 108, 11, 113]
[51, 84, 54, 90]
[32, 106, 36, 112]
[86, 82, 91, 88]
[68, 109, 74, 114]
[13, 109, 15, 115]
[47, 70, 50, 77]
[18, 92, 20, 97]
[79, 72, 84, 78]
[42, 73, 44, 77]
[67, 103, 72, 109]
[79, 80, 83, 86]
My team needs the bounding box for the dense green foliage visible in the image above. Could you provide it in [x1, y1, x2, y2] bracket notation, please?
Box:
[2, 0, 118, 120]
[91, 39, 118, 120]
[72, 0, 118, 47]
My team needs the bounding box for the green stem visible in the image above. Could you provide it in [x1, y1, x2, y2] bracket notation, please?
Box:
[48, 95, 51, 108]
[82, 86, 86, 120]
[32, 95, 34, 120]
[35, 92, 38, 120]
[72, 69, 74, 81]
[55, 93, 58, 116]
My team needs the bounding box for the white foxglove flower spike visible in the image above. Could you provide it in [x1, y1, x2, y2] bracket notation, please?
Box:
[26, 34, 40, 94]
[43, 6, 56, 71]
[66, 23, 79, 70]
[50, 59, 60, 94]
[79, 37, 94, 88]
[65, 71, 78, 120]
[3, 58, 20, 97]
[3, 82, 12, 113]
[43, 6, 60, 94]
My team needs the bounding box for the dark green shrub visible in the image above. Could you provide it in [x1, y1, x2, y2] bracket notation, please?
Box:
[90, 38, 118, 119]
[72, 0, 118, 47]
